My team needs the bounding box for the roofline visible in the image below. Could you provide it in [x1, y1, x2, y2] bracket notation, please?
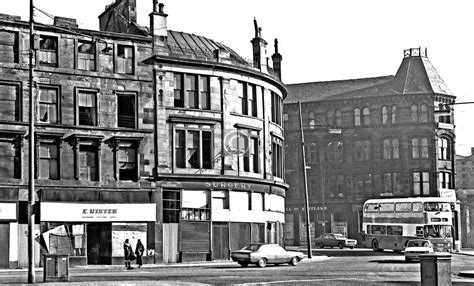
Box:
[286, 75, 394, 86]
[146, 55, 287, 98]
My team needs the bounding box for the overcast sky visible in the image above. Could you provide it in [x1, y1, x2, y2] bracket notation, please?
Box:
[4, 0, 474, 155]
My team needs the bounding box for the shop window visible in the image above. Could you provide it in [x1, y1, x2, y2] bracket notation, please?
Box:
[117, 141, 138, 181]
[383, 138, 399, 159]
[0, 133, 22, 179]
[362, 107, 370, 125]
[163, 190, 180, 223]
[77, 90, 97, 126]
[38, 35, 58, 67]
[79, 143, 99, 181]
[173, 73, 210, 109]
[38, 137, 60, 180]
[41, 223, 86, 256]
[0, 30, 19, 63]
[78, 40, 96, 71]
[117, 92, 137, 128]
[251, 192, 264, 211]
[38, 86, 59, 123]
[353, 108, 361, 126]
[270, 91, 282, 125]
[0, 82, 20, 121]
[413, 171, 430, 196]
[271, 136, 283, 178]
[117, 44, 133, 74]
[174, 125, 213, 169]
[354, 141, 370, 161]
[212, 190, 229, 209]
[181, 190, 210, 221]
[438, 137, 452, 160]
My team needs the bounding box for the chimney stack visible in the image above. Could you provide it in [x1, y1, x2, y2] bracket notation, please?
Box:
[271, 38, 282, 80]
[251, 18, 268, 73]
[149, 0, 168, 55]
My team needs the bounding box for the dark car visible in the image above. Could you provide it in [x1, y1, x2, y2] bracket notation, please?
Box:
[314, 233, 357, 249]
[230, 243, 304, 267]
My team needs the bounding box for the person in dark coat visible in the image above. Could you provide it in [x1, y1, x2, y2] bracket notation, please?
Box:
[135, 239, 145, 268]
[123, 239, 134, 269]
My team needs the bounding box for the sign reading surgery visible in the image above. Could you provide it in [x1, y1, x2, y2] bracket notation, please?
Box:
[41, 202, 156, 222]
[0, 203, 17, 220]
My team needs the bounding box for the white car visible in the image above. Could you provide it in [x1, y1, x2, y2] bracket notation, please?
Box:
[404, 239, 434, 262]
[231, 243, 304, 267]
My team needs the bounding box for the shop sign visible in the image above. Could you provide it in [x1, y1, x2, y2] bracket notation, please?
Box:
[285, 206, 327, 211]
[439, 188, 456, 201]
[0, 203, 16, 220]
[204, 181, 252, 189]
[41, 202, 156, 222]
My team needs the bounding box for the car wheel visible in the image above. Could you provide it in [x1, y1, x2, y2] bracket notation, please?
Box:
[238, 262, 248, 267]
[289, 256, 299, 266]
[318, 242, 324, 248]
[338, 242, 344, 249]
[349, 246, 354, 249]
[257, 258, 267, 268]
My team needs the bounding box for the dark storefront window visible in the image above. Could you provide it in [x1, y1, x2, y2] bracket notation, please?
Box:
[163, 190, 180, 223]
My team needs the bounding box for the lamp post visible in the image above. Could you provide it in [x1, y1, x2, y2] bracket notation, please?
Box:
[28, 0, 36, 283]
[298, 102, 312, 258]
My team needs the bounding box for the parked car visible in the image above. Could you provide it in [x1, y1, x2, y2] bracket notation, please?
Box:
[404, 239, 434, 262]
[230, 243, 304, 267]
[314, 233, 357, 249]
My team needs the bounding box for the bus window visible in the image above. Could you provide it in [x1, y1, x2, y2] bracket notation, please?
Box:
[424, 225, 452, 238]
[378, 203, 394, 212]
[365, 204, 379, 212]
[372, 225, 386, 235]
[416, 226, 424, 237]
[424, 202, 450, 212]
[366, 225, 372, 234]
[412, 202, 423, 212]
[395, 202, 411, 212]
[387, 225, 403, 235]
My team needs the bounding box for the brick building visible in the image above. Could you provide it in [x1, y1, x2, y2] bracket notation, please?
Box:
[455, 149, 474, 248]
[0, 0, 286, 268]
[283, 48, 458, 246]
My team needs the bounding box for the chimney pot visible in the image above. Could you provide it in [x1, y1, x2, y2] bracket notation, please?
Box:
[159, 3, 165, 14]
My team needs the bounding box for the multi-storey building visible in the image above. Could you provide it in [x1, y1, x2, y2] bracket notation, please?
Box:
[455, 149, 474, 248]
[283, 48, 457, 246]
[456, 149, 474, 189]
[0, 0, 286, 268]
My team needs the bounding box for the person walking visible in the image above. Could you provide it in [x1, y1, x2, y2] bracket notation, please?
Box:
[123, 239, 134, 270]
[135, 239, 145, 268]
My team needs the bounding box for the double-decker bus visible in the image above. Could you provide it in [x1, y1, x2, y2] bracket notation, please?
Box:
[362, 197, 454, 252]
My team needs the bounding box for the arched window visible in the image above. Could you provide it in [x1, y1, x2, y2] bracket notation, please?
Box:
[354, 108, 361, 126]
[421, 138, 429, 158]
[382, 106, 388, 124]
[420, 104, 428, 122]
[308, 112, 315, 129]
[335, 110, 342, 127]
[411, 104, 418, 122]
[383, 138, 399, 159]
[391, 105, 397, 123]
[438, 137, 452, 160]
[327, 110, 334, 126]
[362, 107, 370, 125]
[412, 138, 419, 158]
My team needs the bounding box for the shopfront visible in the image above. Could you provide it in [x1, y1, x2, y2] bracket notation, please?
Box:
[0, 202, 16, 268]
[40, 202, 156, 266]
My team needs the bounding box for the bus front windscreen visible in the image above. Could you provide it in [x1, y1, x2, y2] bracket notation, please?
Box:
[423, 202, 450, 212]
[424, 225, 452, 238]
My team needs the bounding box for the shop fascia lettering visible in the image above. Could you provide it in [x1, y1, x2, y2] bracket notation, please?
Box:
[82, 208, 117, 215]
[285, 206, 327, 211]
[205, 182, 251, 189]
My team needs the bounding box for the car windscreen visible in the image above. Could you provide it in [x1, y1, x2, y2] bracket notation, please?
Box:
[242, 244, 261, 251]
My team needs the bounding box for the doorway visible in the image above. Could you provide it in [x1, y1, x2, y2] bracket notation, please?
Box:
[0, 223, 9, 268]
[87, 223, 112, 264]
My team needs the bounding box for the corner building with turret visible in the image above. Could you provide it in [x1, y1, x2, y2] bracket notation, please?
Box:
[0, 0, 286, 268]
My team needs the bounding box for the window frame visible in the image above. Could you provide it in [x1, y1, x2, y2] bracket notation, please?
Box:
[413, 171, 430, 196]
[173, 73, 211, 110]
[173, 124, 214, 170]
[116, 44, 134, 75]
[353, 108, 361, 126]
[116, 91, 138, 129]
[0, 30, 19, 63]
[77, 39, 97, 71]
[76, 88, 98, 126]
[113, 138, 141, 182]
[271, 135, 283, 178]
[38, 34, 58, 67]
[37, 136, 60, 180]
[0, 81, 21, 122]
[0, 132, 22, 179]
[38, 85, 60, 124]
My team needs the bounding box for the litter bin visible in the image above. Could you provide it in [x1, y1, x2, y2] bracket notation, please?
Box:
[43, 254, 69, 282]
[420, 252, 451, 286]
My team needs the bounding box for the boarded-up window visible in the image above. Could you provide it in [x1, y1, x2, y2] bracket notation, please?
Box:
[79, 143, 98, 181]
[0, 30, 19, 63]
[0, 83, 20, 121]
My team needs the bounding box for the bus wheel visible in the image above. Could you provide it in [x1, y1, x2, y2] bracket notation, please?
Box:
[372, 239, 381, 252]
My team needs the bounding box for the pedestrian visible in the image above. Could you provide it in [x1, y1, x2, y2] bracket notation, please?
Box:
[135, 239, 145, 268]
[123, 239, 134, 270]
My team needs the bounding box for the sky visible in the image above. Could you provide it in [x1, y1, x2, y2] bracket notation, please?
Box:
[4, 0, 474, 155]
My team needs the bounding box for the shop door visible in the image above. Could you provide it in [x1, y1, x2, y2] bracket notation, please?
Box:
[0, 223, 9, 268]
[163, 223, 179, 263]
[212, 223, 229, 260]
[87, 223, 112, 264]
